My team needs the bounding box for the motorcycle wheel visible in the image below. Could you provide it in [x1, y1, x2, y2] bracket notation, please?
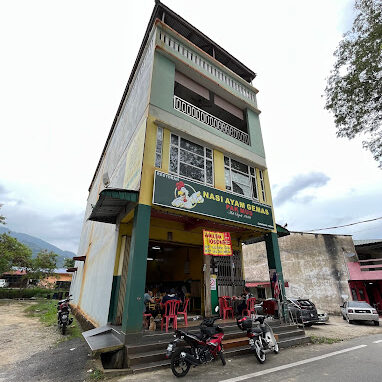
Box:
[219, 351, 226, 366]
[170, 348, 191, 378]
[253, 339, 266, 364]
[273, 342, 279, 354]
[61, 323, 66, 335]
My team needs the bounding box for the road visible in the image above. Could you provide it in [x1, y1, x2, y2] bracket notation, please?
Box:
[116, 334, 382, 382]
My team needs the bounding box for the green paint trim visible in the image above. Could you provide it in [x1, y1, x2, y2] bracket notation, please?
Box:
[108, 275, 121, 323]
[150, 51, 266, 157]
[121, 204, 151, 333]
[265, 232, 287, 319]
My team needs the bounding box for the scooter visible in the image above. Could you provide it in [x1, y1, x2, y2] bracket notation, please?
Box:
[165, 309, 225, 377]
[237, 315, 279, 363]
[57, 295, 73, 335]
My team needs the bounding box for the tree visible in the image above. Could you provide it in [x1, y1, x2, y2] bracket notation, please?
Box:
[0, 204, 6, 225]
[325, 0, 382, 167]
[31, 250, 58, 281]
[0, 233, 33, 275]
[63, 257, 75, 268]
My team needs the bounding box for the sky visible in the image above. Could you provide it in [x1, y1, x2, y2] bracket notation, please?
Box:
[0, 0, 381, 253]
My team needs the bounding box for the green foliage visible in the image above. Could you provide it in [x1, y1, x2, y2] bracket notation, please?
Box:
[63, 257, 75, 268]
[325, 0, 382, 167]
[0, 232, 33, 274]
[88, 370, 105, 381]
[0, 287, 52, 299]
[0, 204, 5, 225]
[30, 250, 58, 280]
[24, 300, 82, 341]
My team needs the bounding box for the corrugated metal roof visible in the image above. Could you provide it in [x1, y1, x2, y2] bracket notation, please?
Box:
[354, 239, 382, 246]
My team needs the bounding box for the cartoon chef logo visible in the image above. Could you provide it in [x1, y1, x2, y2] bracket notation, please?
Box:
[171, 181, 204, 209]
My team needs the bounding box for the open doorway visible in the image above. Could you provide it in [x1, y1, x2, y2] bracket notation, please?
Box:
[145, 242, 203, 314]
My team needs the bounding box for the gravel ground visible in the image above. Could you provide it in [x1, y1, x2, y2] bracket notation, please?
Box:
[0, 300, 92, 382]
[304, 315, 382, 340]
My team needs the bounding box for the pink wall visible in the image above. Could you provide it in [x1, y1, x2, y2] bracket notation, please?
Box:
[347, 262, 382, 281]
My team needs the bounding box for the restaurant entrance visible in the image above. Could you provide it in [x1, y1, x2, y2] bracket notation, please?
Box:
[145, 241, 203, 314]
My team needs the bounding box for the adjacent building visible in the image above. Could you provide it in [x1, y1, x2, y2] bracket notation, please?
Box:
[70, 1, 287, 336]
[243, 232, 382, 315]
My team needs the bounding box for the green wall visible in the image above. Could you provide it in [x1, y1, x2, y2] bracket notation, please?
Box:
[150, 51, 266, 159]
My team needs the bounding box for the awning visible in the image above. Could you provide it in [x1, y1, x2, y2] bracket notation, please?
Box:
[88, 188, 139, 224]
[246, 282, 270, 288]
[246, 281, 289, 288]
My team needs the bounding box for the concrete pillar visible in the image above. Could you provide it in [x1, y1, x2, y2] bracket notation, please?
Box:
[121, 204, 151, 334]
[265, 232, 287, 319]
[203, 254, 212, 317]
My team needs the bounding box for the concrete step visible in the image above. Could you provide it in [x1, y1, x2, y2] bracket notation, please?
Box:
[127, 328, 307, 367]
[127, 324, 302, 355]
[128, 334, 310, 374]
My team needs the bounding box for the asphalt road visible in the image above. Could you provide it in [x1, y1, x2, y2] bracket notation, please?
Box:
[116, 333, 382, 382]
[0, 337, 90, 382]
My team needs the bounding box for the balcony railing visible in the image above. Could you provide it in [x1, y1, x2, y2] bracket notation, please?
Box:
[173, 95, 250, 145]
[158, 29, 258, 107]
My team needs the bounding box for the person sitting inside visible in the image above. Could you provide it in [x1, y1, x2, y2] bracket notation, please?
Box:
[237, 287, 253, 316]
[144, 288, 158, 320]
[161, 288, 178, 305]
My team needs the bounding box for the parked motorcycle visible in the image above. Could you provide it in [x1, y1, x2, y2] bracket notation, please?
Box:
[237, 315, 279, 364]
[165, 315, 225, 377]
[57, 295, 73, 335]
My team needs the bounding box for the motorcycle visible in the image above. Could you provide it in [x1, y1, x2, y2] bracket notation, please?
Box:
[165, 315, 225, 377]
[237, 315, 279, 364]
[57, 295, 73, 335]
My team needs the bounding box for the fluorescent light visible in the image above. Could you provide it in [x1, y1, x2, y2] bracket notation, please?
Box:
[152, 246, 161, 250]
[147, 257, 154, 261]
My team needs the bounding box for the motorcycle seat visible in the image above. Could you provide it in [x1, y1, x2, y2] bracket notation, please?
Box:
[251, 328, 262, 334]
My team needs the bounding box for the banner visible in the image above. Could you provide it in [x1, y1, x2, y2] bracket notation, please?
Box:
[203, 230, 232, 256]
[152, 171, 274, 229]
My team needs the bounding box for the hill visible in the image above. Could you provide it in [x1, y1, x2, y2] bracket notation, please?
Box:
[0, 226, 76, 267]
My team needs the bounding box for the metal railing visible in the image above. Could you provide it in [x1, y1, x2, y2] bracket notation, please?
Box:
[158, 29, 258, 106]
[173, 96, 250, 145]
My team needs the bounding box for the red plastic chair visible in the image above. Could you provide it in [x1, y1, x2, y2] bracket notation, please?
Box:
[243, 297, 257, 316]
[161, 300, 180, 332]
[262, 299, 276, 316]
[219, 297, 234, 319]
[178, 298, 189, 326]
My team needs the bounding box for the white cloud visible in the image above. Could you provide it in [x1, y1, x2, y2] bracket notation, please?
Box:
[0, 0, 380, 252]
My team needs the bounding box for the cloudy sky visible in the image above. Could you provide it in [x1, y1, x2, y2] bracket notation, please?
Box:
[0, 0, 381, 253]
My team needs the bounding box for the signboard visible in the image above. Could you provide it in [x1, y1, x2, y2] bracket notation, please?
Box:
[152, 170, 274, 229]
[210, 275, 217, 291]
[203, 230, 232, 256]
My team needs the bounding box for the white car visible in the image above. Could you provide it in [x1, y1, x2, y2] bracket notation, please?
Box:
[341, 301, 379, 326]
[316, 309, 329, 323]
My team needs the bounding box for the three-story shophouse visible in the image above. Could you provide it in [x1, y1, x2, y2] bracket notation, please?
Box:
[70, 1, 287, 338]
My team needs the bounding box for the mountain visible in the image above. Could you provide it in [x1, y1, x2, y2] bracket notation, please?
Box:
[0, 226, 76, 267]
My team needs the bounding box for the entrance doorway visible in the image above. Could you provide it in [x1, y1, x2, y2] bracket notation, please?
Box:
[145, 242, 203, 314]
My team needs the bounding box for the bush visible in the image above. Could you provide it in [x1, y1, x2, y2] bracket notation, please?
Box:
[0, 287, 59, 299]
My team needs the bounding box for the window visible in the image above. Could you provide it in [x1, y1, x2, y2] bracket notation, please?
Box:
[169, 134, 213, 185]
[155, 126, 163, 168]
[224, 156, 258, 200]
[259, 169, 266, 202]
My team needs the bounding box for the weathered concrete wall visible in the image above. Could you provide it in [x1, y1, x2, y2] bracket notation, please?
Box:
[243, 233, 358, 314]
[70, 29, 156, 327]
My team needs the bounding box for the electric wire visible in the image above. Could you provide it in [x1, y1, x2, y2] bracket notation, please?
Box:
[302, 216, 382, 233]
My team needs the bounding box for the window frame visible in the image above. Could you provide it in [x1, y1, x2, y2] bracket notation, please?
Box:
[224, 156, 259, 202]
[169, 133, 214, 186]
[154, 126, 164, 168]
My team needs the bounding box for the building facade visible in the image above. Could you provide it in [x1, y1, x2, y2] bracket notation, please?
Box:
[243, 232, 357, 314]
[70, 2, 285, 336]
[349, 239, 382, 314]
